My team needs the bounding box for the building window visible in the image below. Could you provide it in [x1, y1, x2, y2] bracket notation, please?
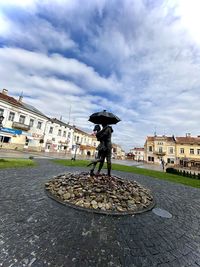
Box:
[29, 119, 34, 127]
[19, 115, 25, 124]
[180, 148, 184, 154]
[37, 121, 42, 129]
[68, 132, 71, 139]
[148, 146, 152, 152]
[77, 136, 79, 142]
[49, 127, 53, 134]
[158, 147, 163, 153]
[167, 158, 175, 164]
[63, 131, 66, 137]
[58, 129, 61, 136]
[148, 156, 154, 162]
[0, 108, 4, 116]
[8, 112, 15, 121]
[168, 147, 174, 154]
[197, 149, 200, 155]
[190, 148, 194, 154]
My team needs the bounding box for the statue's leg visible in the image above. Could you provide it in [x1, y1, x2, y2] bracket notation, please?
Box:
[90, 161, 100, 176]
[107, 150, 112, 177]
[97, 153, 105, 174]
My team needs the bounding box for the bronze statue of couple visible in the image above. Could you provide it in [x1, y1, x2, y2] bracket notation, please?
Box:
[88, 110, 121, 177]
[88, 123, 113, 176]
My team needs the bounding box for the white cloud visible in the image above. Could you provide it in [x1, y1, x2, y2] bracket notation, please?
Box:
[0, 0, 200, 151]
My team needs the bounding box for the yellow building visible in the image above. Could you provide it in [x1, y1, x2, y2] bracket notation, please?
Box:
[73, 127, 98, 157]
[144, 135, 176, 165]
[176, 135, 200, 168]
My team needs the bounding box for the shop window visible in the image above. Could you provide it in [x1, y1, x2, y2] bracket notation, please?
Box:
[167, 158, 174, 164]
[148, 156, 154, 162]
[25, 137, 29, 146]
[8, 112, 15, 121]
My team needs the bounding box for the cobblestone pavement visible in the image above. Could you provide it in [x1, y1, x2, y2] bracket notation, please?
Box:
[1, 159, 200, 267]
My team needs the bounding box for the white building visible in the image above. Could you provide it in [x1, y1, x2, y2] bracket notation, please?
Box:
[0, 89, 48, 151]
[44, 118, 74, 153]
[130, 147, 144, 161]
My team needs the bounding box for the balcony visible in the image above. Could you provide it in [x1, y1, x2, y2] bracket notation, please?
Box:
[12, 121, 30, 131]
[154, 150, 166, 156]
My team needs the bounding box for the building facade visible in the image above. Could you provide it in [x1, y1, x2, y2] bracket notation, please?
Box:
[176, 134, 200, 168]
[72, 127, 98, 157]
[130, 147, 144, 161]
[112, 143, 125, 160]
[44, 118, 74, 153]
[144, 134, 200, 168]
[144, 135, 176, 165]
[0, 89, 125, 157]
[0, 89, 49, 151]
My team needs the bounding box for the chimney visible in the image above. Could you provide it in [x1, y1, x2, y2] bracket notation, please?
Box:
[18, 95, 23, 103]
[186, 133, 191, 137]
[2, 88, 8, 95]
[18, 92, 23, 103]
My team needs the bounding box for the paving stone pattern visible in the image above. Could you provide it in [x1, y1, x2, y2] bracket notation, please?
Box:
[1, 159, 200, 267]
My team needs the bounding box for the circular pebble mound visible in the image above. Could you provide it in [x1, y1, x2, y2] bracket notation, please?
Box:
[45, 172, 155, 215]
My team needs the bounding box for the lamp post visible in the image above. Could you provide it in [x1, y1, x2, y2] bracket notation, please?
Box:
[71, 142, 80, 161]
[0, 115, 5, 148]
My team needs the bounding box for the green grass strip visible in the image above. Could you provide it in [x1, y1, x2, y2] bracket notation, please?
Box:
[0, 158, 36, 169]
[53, 159, 200, 189]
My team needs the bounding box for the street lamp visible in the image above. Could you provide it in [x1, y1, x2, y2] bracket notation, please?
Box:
[71, 142, 80, 161]
[0, 115, 5, 147]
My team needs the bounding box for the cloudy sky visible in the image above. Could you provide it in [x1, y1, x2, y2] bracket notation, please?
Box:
[0, 0, 200, 151]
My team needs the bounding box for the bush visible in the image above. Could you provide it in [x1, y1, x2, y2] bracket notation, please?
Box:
[166, 168, 178, 174]
[29, 156, 34, 160]
[0, 159, 7, 162]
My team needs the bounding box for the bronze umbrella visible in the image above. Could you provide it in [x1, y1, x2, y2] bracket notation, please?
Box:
[88, 110, 121, 125]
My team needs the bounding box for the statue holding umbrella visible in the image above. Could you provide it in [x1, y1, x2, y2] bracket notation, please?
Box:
[88, 110, 120, 177]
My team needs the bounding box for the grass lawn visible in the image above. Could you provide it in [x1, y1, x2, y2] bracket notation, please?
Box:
[53, 159, 200, 189]
[0, 158, 36, 169]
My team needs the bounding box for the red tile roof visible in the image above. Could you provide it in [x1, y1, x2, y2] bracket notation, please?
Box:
[146, 136, 175, 142]
[0, 92, 22, 107]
